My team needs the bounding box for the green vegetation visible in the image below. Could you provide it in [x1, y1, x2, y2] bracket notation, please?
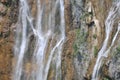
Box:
[73, 29, 87, 56]
[116, 45, 120, 53]
[73, 29, 80, 56]
[103, 77, 109, 80]
[93, 34, 97, 39]
[94, 46, 98, 57]
[80, 12, 93, 20]
[111, 44, 120, 59]
[113, 45, 120, 56]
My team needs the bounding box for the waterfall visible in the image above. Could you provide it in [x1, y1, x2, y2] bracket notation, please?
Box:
[92, 1, 120, 80]
[13, 0, 65, 80]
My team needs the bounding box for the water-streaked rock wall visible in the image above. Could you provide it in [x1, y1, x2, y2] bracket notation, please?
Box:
[1, 0, 120, 80]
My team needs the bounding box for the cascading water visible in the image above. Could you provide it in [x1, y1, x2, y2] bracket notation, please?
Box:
[13, 0, 65, 80]
[92, 1, 120, 80]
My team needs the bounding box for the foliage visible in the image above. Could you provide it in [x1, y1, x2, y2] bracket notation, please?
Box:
[94, 46, 98, 57]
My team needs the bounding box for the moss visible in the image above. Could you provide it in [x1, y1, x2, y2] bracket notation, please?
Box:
[73, 29, 87, 56]
[111, 44, 120, 58]
[73, 29, 80, 56]
[103, 77, 109, 80]
[93, 34, 97, 39]
[80, 12, 93, 20]
[116, 45, 120, 52]
[73, 43, 78, 56]
[113, 45, 120, 56]
[80, 11, 93, 20]
[94, 46, 98, 57]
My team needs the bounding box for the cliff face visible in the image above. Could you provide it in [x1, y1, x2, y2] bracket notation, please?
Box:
[0, 0, 120, 80]
[0, 0, 18, 80]
[63, 0, 120, 80]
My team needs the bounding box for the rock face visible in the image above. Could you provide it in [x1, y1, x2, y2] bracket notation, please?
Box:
[0, 0, 18, 80]
[109, 54, 120, 80]
[109, 47, 120, 80]
[63, 0, 120, 80]
[0, 0, 120, 80]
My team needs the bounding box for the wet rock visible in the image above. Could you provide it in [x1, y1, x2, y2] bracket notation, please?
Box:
[71, 0, 85, 28]
[109, 53, 120, 80]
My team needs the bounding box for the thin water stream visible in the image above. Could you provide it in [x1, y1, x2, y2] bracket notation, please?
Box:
[92, 1, 120, 80]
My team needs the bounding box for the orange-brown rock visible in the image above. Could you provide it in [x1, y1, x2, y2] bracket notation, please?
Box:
[0, 1, 18, 80]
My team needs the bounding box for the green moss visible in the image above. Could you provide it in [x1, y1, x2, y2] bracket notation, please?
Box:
[103, 77, 109, 80]
[80, 12, 93, 20]
[73, 29, 80, 56]
[113, 45, 120, 56]
[94, 46, 98, 57]
[116, 45, 120, 52]
[73, 29, 87, 56]
[80, 11, 93, 20]
[93, 34, 97, 39]
[111, 44, 120, 58]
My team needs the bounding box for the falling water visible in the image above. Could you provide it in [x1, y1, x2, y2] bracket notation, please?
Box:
[13, 0, 65, 80]
[92, 1, 120, 80]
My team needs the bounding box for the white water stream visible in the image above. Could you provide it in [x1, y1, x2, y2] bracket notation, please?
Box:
[92, 1, 120, 80]
[13, 0, 65, 80]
